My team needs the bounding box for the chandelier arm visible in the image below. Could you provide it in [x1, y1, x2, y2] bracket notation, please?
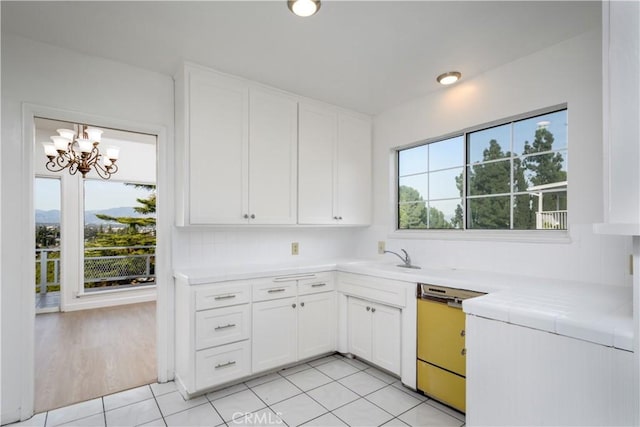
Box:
[68, 161, 80, 176]
[92, 160, 113, 180]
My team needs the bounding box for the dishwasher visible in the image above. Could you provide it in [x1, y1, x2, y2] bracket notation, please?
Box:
[416, 283, 485, 413]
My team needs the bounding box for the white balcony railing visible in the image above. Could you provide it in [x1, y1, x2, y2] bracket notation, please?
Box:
[536, 210, 568, 230]
[35, 246, 155, 297]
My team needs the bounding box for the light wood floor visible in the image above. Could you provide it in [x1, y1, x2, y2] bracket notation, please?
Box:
[35, 301, 157, 413]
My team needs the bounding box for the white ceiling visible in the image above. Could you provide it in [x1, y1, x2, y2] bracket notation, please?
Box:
[1, 1, 600, 115]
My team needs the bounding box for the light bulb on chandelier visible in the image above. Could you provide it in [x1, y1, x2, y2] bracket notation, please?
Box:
[41, 125, 120, 180]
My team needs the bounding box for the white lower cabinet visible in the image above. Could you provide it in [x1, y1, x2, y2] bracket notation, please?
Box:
[347, 296, 401, 375]
[252, 297, 298, 373]
[298, 291, 336, 360]
[176, 271, 337, 397]
[175, 278, 252, 395]
[252, 289, 337, 374]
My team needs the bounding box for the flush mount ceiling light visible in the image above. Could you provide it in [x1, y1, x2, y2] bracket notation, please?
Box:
[437, 71, 462, 85]
[288, 0, 321, 17]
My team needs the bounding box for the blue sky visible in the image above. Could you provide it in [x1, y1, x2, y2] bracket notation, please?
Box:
[35, 178, 154, 211]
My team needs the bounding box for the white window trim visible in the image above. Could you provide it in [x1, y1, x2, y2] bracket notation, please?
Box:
[393, 104, 569, 236]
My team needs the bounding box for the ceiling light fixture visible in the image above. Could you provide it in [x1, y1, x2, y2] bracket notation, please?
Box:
[42, 124, 120, 179]
[437, 71, 462, 85]
[288, 0, 321, 17]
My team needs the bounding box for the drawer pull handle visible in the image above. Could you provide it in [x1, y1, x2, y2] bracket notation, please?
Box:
[214, 323, 236, 331]
[273, 274, 316, 282]
[268, 288, 286, 293]
[461, 348, 466, 356]
[214, 294, 236, 301]
[311, 283, 326, 288]
[215, 360, 236, 369]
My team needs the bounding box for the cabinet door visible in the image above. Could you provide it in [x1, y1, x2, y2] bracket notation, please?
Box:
[336, 113, 372, 225]
[252, 297, 297, 373]
[298, 292, 336, 360]
[371, 302, 401, 375]
[347, 297, 372, 360]
[298, 103, 337, 224]
[188, 69, 249, 224]
[249, 88, 298, 224]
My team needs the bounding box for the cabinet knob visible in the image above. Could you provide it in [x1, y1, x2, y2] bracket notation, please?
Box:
[338, 216, 343, 220]
[333, 216, 338, 220]
[366, 306, 371, 311]
[300, 302, 305, 307]
[371, 307, 376, 313]
[292, 303, 297, 309]
[461, 348, 467, 356]
[460, 330, 466, 337]
[243, 214, 249, 219]
[250, 214, 255, 219]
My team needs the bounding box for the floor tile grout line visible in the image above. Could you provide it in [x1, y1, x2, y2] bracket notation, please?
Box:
[101, 397, 107, 427]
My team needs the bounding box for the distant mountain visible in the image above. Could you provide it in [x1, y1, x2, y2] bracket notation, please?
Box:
[36, 207, 152, 225]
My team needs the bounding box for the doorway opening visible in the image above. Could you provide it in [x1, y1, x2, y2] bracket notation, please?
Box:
[33, 116, 158, 412]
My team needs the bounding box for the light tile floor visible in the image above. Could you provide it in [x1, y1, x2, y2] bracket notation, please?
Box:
[11, 353, 465, 427]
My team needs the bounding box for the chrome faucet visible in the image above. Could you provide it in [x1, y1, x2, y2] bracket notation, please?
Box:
[384, 249, 419, 269]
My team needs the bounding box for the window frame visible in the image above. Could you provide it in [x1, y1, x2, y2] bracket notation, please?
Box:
[393, 104, 569, 239]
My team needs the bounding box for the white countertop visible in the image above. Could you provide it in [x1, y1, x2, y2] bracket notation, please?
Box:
[174, 259, 634, 351]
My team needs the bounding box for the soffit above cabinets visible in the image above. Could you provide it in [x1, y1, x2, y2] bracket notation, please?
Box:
[1, 1, 599, 115]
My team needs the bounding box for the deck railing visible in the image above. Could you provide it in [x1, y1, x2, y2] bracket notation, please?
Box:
[536, 210, 568, 230]
[35, 245, 155, 296]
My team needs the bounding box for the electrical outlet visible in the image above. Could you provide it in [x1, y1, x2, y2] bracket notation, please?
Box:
[378, 241, 385, 254]
[291, 242, 299, 256]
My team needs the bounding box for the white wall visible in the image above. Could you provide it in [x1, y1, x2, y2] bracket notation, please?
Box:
[173, 227, 361, 270]
[1, 34, 174, 423]
[357, 29, 633, 287]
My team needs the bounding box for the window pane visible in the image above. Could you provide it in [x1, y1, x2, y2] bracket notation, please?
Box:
[83, 180, 156, 292]
[398, 145, 428, 176]
[467, 160, 511, 196]
[467, 196, 510, 229]
[429, 199, 463, 229]
[513, 194, 536, 230]
[429, 168, 463, 200]
[513, 110, 568, 156]
[399, 175, 428, 201]
[468, 124, 511, 164]
[399, 201, 427, 229]
[429, 135, 464, 170]
[521, 151, 568, 189]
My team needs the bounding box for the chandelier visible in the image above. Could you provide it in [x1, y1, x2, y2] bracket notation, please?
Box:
[42, 125, 120, 179]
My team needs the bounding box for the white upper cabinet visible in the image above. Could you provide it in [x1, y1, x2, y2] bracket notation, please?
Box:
[176, 64, 297, 225]
[176, 63, 371, 227]
[183, 67, 249, 225]
[298, 102, 372, 225]
[597, 0, 640, 234]
[249, 88, 298, 224]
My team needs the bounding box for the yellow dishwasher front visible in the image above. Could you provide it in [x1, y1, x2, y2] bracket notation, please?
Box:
[416, 284, 484, 413]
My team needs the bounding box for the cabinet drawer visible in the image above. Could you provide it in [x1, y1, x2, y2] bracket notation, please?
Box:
[195, 282, 251, 311]
[196, 304, 250, 350]
[298, 272, 335, 295]
[252, 278, 296, 302]
[195, 341, 251, 390]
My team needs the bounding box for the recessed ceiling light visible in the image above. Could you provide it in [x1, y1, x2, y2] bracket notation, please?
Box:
[288, 0, 321, 17]
[437, 71, 462, 85]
